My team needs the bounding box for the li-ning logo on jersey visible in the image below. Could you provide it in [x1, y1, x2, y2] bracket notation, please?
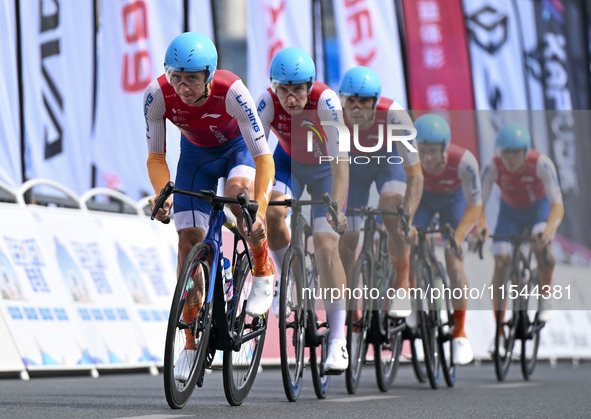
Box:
[201, 113, 221, 119]
[144, 93, 154, 132]
[235, 95, 260, 132]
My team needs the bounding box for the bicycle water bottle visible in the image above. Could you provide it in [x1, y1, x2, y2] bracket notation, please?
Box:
[222, 257, 233, 301]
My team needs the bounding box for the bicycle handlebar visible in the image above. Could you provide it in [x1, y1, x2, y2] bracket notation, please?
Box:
[150, 181, 259, 236]
[268, 193, 343, 235]
[475, 231, 551, 265]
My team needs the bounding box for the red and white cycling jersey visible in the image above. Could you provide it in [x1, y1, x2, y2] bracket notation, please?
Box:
[256, 81, 344, 164]
[481, 149, 563, 208]
[144, 69, 269, 157]
[344, 96, 419, 167]
[423, 144, 482, 205]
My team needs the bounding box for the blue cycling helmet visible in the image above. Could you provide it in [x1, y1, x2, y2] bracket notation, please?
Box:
[414, 114, 451, 150]
[269, 47, 315, 91]
[164, 32, 217, 83]
[339, 66, 381, 108]
[496, 123, 531, 152]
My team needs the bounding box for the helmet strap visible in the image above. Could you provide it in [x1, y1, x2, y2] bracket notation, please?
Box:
[193, 83, 211, 104]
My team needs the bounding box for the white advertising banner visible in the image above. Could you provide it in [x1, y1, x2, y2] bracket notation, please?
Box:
[247, 0, 314, 102]
[463, 0, 530, 162]
[92, 0, 183, 200]
[0, 0, 21, 188]
[93, 213, 178, 362]
[0, 205, 93, 370]
[29, 207, 155, 367]
[20, 1, 94, 195]
[333, 0, 407, 107]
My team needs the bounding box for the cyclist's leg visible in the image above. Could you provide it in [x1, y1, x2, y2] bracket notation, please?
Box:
[173, 137, 224, 359]
[528, 196, 555, 320]
[376, 161, 411, 317]
[222, 140, 276, 316]
[306, 163, 349, 372]
[439, 190, 473, 364]
[339, 159, 372, 284]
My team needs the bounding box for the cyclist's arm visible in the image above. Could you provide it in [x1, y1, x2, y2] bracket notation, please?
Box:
[456, 149, 484, 243]
[536, 154, 564, 237]
[144, 81, 171, 194]
[255, 90, 275, 140]
[479, 160, 497, 231]
[318, 89, 348, 209]
[226, 80, 274, 216]
[388, 104, 423, 223]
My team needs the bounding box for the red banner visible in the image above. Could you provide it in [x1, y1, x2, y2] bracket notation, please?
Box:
[401, 0, 478, 156]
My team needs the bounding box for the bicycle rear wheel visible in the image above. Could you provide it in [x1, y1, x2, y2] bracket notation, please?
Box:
[164, 243, 214, 409]
[374, 257, 402, 392]
[416, 259, 440, 389]
[494, 266, 518, 382]
[279, 248, 306, 402]
[433, 261, 455, 387]
[346, 253, 372, 394]
[223, 251, 266, 406]
[521, 269, 541, 380]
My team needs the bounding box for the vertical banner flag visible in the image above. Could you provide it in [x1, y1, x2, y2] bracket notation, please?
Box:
[463, 0, 530, 163]
[401, 0, 479, 155]
[186, 0, 214, 39]
[535, 0, 591, 252]
[93, 0, 183, 200]
[0, 0, 21, 188]
[247, 0, 314, 101]
[333, 0, 407, 107]
[20, 1, 94, 195]
[514, 0, 549, 155]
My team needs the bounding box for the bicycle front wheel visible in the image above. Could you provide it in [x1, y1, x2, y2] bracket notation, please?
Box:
[433, 261, 455, 387]
[521, 269, 541, 380]
[416, 259, 440, 389]
[164, 243, 214, 409]
[374, 257, 402, 392]
[494, 265, 518, 381]
[279, 248, 306, 402]
[223, 251, 266, 406]
[346, 253, 372, 394]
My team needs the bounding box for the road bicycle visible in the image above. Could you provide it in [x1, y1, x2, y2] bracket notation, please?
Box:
[152, 181, 266, 408]
[344, 205, 408, 394]
[406, 218, 457, 389]
[478, 232, 547, 381]
[274, 193, 340, 402]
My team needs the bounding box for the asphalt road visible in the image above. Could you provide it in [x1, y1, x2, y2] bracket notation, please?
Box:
[0, 360, 588, 418]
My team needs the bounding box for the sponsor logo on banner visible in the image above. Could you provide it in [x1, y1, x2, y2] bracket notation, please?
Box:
[121, 1, 152, 92]
[466, 6, 508, 54]
[341, 0, 377, 66]
[265, 0, 286, 69]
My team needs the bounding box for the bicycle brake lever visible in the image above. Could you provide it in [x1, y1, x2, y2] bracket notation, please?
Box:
[322, 193, 343, 235]
[396, 204, 410, 239]
[151, 181, 175, 222]
[237, 193, 254, 236]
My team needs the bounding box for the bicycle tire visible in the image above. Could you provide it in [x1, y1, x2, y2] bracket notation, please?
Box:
[410, 336, 427, 383]
[416, 258, 440, 389]
[433, 261, 455, 387]
[308, 254, 330, 400]
[521, 269, 541, 380]
[494, 265, 518, 382]
[223, 251, 266, 406]
[346, 252, 372, 394]
[374, 256, 402, 392]
[164, 243, 214, 409]
[279, 248, 306, 402]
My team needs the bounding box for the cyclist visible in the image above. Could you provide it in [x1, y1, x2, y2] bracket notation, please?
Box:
[144, 33, 275, 380]
[413, 113, 485, 365]
[335, 66, 423, 319]
[481, 123, 564, 325]
[256, 47, 350, 373]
